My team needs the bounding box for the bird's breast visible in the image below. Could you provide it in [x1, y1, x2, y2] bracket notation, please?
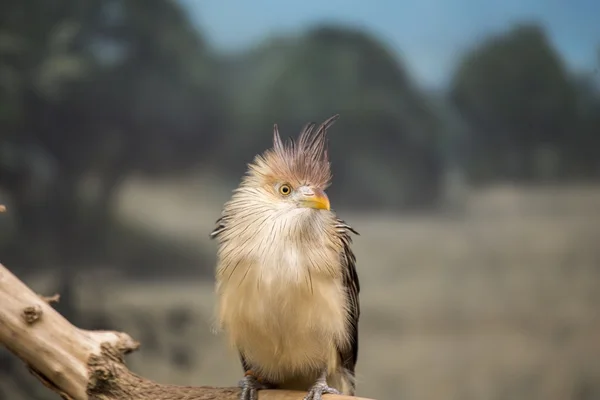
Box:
[215, 241, 349, 379]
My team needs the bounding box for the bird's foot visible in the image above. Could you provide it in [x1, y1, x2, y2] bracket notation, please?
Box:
[238, 371, 272, 400]
[303, 381, 341, 400]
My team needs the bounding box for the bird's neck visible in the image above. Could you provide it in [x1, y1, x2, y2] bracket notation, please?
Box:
[216, 204, 342, 286]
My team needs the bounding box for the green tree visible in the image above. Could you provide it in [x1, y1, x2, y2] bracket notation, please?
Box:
[449, 23, 578, 182]
[569, 73, 600, 177]
[0, 0, 225, 327]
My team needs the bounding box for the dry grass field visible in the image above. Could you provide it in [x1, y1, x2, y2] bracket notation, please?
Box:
[3, 179, 600, 400]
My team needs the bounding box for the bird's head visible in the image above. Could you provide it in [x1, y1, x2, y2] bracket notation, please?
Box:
[233, 115, 340, 215]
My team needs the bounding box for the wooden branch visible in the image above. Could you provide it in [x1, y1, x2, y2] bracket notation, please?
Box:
[0, 263, 373, 400]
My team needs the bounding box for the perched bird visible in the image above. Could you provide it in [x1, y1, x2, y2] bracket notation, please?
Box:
[210, 115, 360, 400]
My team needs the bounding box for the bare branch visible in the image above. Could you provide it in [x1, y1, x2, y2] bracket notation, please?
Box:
[0, 264, 374, 400]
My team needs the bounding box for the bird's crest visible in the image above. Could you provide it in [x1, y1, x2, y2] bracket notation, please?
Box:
[251, 114, 340, 188]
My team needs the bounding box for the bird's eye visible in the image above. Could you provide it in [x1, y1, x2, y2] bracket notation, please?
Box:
[279, 184, 292, 196]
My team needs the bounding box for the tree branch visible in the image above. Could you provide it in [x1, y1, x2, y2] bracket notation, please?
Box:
[0, 263, 373, 400]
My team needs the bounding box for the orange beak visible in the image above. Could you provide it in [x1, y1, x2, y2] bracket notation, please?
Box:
[299, 187, 330, 211]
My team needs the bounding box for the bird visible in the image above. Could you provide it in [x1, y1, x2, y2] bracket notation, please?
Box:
[210, 114, 360, 400]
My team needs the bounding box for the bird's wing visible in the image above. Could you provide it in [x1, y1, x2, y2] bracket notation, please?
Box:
[334, 218, 360, 374]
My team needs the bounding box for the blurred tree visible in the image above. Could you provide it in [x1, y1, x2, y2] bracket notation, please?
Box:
[0, 0, 95, 271]
[449, 23, 580, 182]
[0, 0, 225, 322]
[221, 25, 444, 209]
[569, 73, 600, 178]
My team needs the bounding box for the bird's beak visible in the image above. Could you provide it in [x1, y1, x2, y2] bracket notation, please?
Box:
[298, 187, 330, 211]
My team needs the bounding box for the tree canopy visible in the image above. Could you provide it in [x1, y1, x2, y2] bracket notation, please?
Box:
[449, 23, 598, 182]
[0, 0, 226, 280]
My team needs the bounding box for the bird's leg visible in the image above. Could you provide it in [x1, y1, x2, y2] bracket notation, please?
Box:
[238, 370, 273, 400]
[303, 370, 341, 400]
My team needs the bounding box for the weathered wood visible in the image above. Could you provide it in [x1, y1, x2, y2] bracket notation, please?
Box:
[0, 263, 373, 400]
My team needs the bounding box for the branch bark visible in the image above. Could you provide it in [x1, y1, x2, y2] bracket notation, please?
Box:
[0, 263, 373, 400]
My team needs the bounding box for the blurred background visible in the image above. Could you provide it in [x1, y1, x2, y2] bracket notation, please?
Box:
[1, 1, 599, 399]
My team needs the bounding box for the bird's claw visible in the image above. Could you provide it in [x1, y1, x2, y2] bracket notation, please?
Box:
[238, 374, 271, 400]
[303, 382, 341, 400]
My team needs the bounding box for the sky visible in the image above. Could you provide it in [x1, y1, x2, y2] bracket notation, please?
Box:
[180, 0, 599, 89]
